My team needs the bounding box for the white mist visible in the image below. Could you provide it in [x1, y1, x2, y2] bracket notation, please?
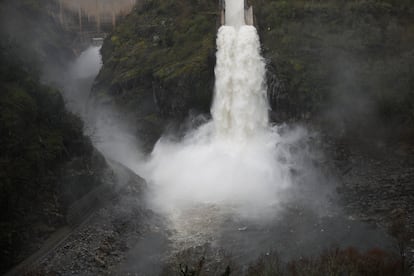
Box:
[143, 0, 297, 218]
[63, 46, 145, 175]
[70, 46, 102, 79]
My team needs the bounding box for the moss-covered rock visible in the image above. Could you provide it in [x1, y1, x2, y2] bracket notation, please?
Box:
[92, 0, 218, 147]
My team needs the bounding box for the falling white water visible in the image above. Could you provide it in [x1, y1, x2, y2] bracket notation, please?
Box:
[70, 46, 102, 79]
[225, 0, 245, 29]
[143, 0, 297, 218]
[212, 25, 268, 141]
[140, 1, 338, 259]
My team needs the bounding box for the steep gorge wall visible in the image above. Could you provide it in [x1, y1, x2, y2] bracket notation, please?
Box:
[0, 1, 114, 272]
[94, 0, 414, 146]
[92, 0, 218, 146]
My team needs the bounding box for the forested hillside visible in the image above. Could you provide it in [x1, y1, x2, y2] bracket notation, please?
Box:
[0, 2, 110, 272]
[252, 0, 414, 143]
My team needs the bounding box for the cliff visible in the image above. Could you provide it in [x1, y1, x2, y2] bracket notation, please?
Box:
[92, 0, 218, 147]
[94, 0, 414, 146]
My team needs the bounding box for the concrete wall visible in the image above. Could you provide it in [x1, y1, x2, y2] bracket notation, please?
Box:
[55, 0, 138, 34]
[219, 0, 254, 26]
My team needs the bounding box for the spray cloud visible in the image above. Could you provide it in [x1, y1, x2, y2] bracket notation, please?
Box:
[142, 0, 310, 219]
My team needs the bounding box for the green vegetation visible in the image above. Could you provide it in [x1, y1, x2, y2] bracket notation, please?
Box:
[100, 0, 216, 84]
[96, 0, 414, 146]
[251, 0, 414, 142]
[0, 40, 104, 273]
[0, 1, 116, 272]
[93, 0, 218, 147]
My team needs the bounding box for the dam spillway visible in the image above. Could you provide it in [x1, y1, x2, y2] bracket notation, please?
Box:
[220, 0, 254, 27]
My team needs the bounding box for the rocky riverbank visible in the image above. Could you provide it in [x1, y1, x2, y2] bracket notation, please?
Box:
[17, 134, 413, 275]
[24, 166, 168, 276]
[332, 138, 414, 269]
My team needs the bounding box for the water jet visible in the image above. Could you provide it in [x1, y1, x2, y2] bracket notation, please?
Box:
[220, 0, 254, 27]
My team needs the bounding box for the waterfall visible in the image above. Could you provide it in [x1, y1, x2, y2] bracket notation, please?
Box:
[212, 25, 268, 141]
[144, 0, 292, 215]
[224, 0, 245, 28]
[212, 0, 268, 141]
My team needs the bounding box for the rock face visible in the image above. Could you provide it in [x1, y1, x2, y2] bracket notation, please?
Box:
[94, 0, 414, 146]
[326, 136, 414, 268]
[92, 0, 218, 147]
